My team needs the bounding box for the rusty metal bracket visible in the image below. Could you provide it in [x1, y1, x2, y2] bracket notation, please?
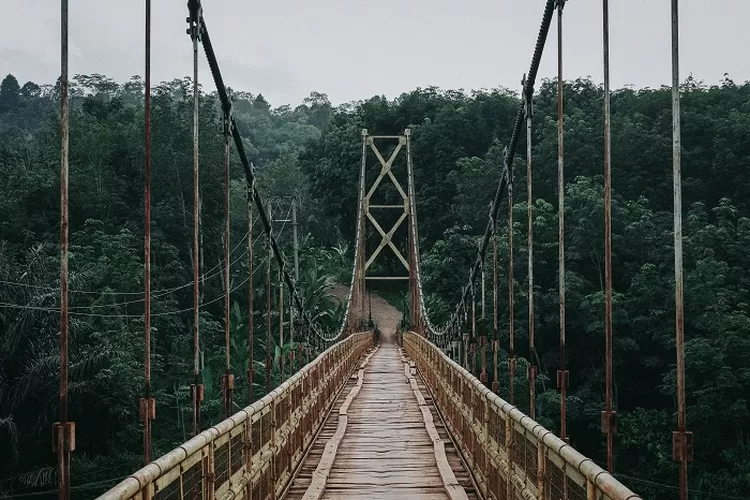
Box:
[601, 410, 617, 435]
[139, 398, 156, 421]
[522, 74, 534, 118]
[192, 383, 205, 402]
[186, 0, 203, 41]
[672, 431, 694, 462]
[52, 422, 76, 452]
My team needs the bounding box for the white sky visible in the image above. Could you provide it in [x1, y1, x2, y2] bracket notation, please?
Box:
[1, 1, 748, 106]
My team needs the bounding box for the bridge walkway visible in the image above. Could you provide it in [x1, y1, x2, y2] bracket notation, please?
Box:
[283, 334, 478, 500]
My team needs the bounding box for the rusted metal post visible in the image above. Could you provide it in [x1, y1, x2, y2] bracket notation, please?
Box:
[463, 330, 469, 372]
[55, 1, 74, 498]
[524, 75, 537, 420]
[279, 266, 284, 382]
[602, 0, 616, 473]
[671, 1, 692, 498]
[141, 0, 156, 465]
[247, 179, 255, 403]
[266, 230, 272, 394]
[289, 295, 295, 373]
[222, 106, 234, 420]
[556, 0, 569, 444]
[507, 146, 516, 409]
[188, 0, 203, 438]
[471, 285, 477, 376]
[480, 256, 487, 384]
[492, 211, 499, 394]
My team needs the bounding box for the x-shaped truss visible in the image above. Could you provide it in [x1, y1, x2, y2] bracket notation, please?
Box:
[364, 136, 410, 273]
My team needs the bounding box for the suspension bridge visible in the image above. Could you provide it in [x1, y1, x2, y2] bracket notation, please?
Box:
[45, 0, 695, 499]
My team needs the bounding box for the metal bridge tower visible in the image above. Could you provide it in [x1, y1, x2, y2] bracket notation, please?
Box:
[355, 129, 424, 334]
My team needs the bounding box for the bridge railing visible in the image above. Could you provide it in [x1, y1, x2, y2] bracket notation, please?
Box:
[404, 332, 641, 500]
[99, 332, 373, 500]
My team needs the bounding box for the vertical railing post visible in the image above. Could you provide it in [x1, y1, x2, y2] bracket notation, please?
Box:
[537, 441, 546, 500]
[205, 444, 216, 500]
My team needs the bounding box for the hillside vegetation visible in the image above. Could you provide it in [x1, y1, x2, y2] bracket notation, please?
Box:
[1, 72, 749, 498]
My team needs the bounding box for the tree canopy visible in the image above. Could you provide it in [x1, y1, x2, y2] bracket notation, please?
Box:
[1, 72, 749, 498]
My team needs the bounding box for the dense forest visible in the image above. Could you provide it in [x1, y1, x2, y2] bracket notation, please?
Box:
[1, 71, 749, 499]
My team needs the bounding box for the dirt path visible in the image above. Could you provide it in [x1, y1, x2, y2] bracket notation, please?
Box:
[329, 285, 402, 344]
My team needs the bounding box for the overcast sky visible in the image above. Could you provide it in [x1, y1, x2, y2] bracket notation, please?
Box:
[1, 1, 748, 106]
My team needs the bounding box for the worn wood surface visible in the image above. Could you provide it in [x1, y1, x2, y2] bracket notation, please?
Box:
[283, 338, 479, 500]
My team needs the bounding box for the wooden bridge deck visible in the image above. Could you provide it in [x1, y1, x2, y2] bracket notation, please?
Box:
[283, 340, 479, 500]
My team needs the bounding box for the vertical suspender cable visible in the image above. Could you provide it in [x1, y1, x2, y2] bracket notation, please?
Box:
[506, 146, 516, 500]
[525, 77, 537, 421]
[290, 288, 295, 373]
[222, 108, 233, 419]
[671, 1, 691, 498]
[507, 146, 515, 406]
[56, 1, 73, 499]
[471, 284, 477, 376]
[492, 211, 499, 394]
[142, 0, 155, 465]
[480, 256, 487, 383]
[266, 230, 272, 394]
[556, 0, 569, 444]
[279, 266, 284, 382]
[188, 0, 203, 437]
[602, 0, 615, 473]
[247, 178, 255, 403]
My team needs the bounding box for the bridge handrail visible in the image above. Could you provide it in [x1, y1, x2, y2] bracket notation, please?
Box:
[98, 332, 373, 500]
[404, 332, 641, 500]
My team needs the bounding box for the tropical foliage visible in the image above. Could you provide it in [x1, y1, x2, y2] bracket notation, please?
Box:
[2, 71, 750, 499]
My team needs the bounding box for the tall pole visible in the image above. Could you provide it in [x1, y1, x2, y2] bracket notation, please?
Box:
[471, 285, 477, 376]
[480, 257, 487, 384]
[141, 0, 155, 465]
[556, 0, 569, 444]
[56, 1, 73, 498]
[279, 266, 284, 383]
[247, 179, 255, 403]
[524, 76, 537, 421]
[506, 146, 516, 500]
[222, 110, 233, 420]
[671, 1, 691, 498]
[188, 0, 203, 437]
[266, 230, 272, 394]
[602, 0, 615, 473]
[492, 210, 499, 394]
